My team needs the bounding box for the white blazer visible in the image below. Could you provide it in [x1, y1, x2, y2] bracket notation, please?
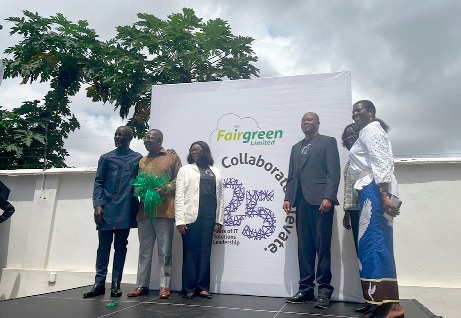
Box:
[174, 163, 224, 226]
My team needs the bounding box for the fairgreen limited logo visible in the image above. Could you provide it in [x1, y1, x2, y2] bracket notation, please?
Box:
[210, 113, 283, 146]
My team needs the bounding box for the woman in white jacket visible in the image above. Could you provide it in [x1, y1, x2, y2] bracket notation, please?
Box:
[175, 141, 224, 299]
[349, 100, 404, 318]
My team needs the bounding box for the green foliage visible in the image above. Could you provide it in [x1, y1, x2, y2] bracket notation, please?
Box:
[86, 8, 259, 137]
[4, 11, 101, 91]
[1, 10, 95, 169]
[1, 8, 259, 169]
[0, 102, 76, 169]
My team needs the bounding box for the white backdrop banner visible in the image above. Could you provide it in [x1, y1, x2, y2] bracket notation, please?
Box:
[150, 71, 363, 302]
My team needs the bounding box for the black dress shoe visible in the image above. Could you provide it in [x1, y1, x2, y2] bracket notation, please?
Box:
[110, 281, 122, 297]
[83, 284, 105, 298]
[314, 296, 330, 309]
[285, 292, 315, 303]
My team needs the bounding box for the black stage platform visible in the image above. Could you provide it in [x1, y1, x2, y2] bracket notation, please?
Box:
[0, 284, 440, 318]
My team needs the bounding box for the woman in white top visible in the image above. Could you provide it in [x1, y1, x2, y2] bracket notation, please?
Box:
[349, 100, 404, 318]
[175, 141, 224, 300]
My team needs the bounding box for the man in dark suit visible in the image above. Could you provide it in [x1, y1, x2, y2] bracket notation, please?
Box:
[283, 112, 341, 309]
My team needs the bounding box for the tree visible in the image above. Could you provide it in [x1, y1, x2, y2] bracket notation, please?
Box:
[2, 11, 101, 168]
[87, 8, 259, 136]
[1, 8, 259, 169]
[0, 101, 69, 169]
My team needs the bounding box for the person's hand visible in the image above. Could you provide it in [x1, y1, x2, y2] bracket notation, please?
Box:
[283, 200, 291, 214]
[319, 198, 332, 213]
[177, 224, 188, 234]
[94, 206, 105, 225]
[381, 192, 400, 217]
[166, 149, 177, 155]
[342, 211, 351, 230]
[215, 223, 223, 232]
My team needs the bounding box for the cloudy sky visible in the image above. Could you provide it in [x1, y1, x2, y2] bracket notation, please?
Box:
[1, 0, 461, 167]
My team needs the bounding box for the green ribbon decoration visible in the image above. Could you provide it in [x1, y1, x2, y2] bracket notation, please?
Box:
[106, 300, 118, 307]
[131, 171, 170, 220]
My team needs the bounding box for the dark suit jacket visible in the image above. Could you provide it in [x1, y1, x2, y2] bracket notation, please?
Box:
[284, 134, 341, 207]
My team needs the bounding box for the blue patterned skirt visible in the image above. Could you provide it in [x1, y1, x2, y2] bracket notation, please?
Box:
[357, 180, 399, 304]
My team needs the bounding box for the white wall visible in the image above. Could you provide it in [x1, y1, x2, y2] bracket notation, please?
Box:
[0, 168, 184, 300]
[1, 161, 460, 317]
[394, 162, 461, 289]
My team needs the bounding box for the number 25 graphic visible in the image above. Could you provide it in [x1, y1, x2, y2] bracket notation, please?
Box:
[223, 178, 276, 240]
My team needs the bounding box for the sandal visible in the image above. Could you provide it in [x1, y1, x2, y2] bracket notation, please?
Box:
[198, 291, 212, 299]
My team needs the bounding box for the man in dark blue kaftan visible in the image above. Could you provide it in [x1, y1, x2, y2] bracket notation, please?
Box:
[83, 126, 142, 298]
